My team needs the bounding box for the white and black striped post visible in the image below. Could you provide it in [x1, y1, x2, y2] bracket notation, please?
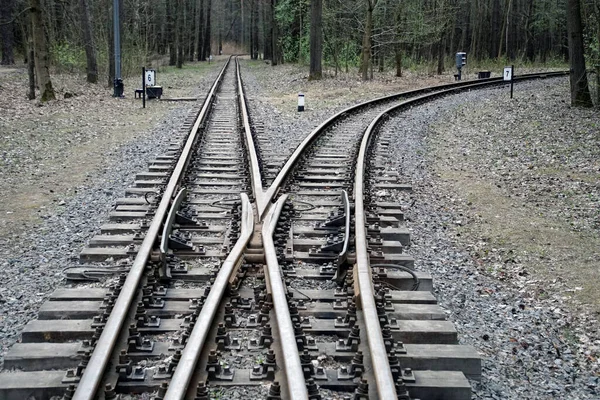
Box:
[297, 93, 305, 112]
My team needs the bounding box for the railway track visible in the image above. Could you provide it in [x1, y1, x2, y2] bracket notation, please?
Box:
[0, 61, 567, 400]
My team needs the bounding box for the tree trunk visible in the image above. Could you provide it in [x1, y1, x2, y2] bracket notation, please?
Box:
[197, 0, 204, 60]
[188, 1, 195, 61]
[79, 0, 98, 83]
[309, 0, 322, 80]
[252, 0, 259, 59]
[394, 2, 402, 77]
[249, 0, 255, 58]
[194, 0, 202, 60]
[264, 0, 272, 60]
[361, 0, 376, 81]
[168, 0, 177, 65]
[30, 0, 55, 101]
[524, 0, 535, 62]
[395, 45, 402, 77]
[0, 0, 15, 65]
[437, 32, 444, 75]
[271, 0, 279, 65]
[27, 23, 35, 99]
[176, 0, 184, 68]
[566, 0, 593, 107]
[490, 0, 500, 58]
[202, 0, 212, 60]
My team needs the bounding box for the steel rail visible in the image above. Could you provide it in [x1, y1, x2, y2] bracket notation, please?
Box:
[235, 58, 266, 217]
[258, 70, 567, 218]
[262, 194, 310, 400]
[352, 72, 566, 398]
[354, 130, 398, 399]
[163, 57, 265, 400]
[71, 58, 232, 400]
[163, 193, 254, 399]
[160, 188, 188, 255]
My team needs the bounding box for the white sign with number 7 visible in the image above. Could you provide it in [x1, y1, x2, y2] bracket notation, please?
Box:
[503, 67, 513, 81]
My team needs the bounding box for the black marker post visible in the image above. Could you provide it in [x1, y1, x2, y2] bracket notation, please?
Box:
[142, 67, 146, 109]
[510, 65, 514, 99]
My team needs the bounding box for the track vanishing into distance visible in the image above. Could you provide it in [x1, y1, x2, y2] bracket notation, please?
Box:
[0, 58, 567, 400]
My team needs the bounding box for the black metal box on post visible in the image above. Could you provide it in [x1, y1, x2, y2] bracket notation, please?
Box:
[146, 86, 163, 99]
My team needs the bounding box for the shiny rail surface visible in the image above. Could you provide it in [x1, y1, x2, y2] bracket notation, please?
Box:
[71, 58, 233, 400]
[262, 194, 309, 399]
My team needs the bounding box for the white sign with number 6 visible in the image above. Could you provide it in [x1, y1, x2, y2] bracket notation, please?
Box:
[503, 67, 513, 81]
[145, 70, 156, 86]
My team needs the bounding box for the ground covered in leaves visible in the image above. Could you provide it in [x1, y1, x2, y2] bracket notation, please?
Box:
[0, 62, 214, 239]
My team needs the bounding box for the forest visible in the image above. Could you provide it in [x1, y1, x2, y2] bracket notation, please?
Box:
[0, 0, 598, 105]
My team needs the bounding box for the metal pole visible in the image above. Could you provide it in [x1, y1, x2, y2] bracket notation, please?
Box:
[510, 65, 514, 99]
[142, 67, 146, 108]
[113, 0, 121, 97]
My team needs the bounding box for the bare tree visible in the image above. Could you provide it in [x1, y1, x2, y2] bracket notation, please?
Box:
[195, 0, 203, 60]
[26, 20, 35, 99]
[30, 0, 55, 101]
[567, 0, 593, 107]
[0, 0, 15, 65]
[202, 0, 212, 60]
[271, 0, 281, 65]
[197, 0, 205, 60]
[309, 0, 322, 80]
[176, 0, 184, 68]
[361, 0, 379, 81]
[79, 0, 98, 83]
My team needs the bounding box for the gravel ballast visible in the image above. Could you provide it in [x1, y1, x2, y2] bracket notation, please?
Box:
[374, 77, 599, 399]
[0, 62, 224, 369]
